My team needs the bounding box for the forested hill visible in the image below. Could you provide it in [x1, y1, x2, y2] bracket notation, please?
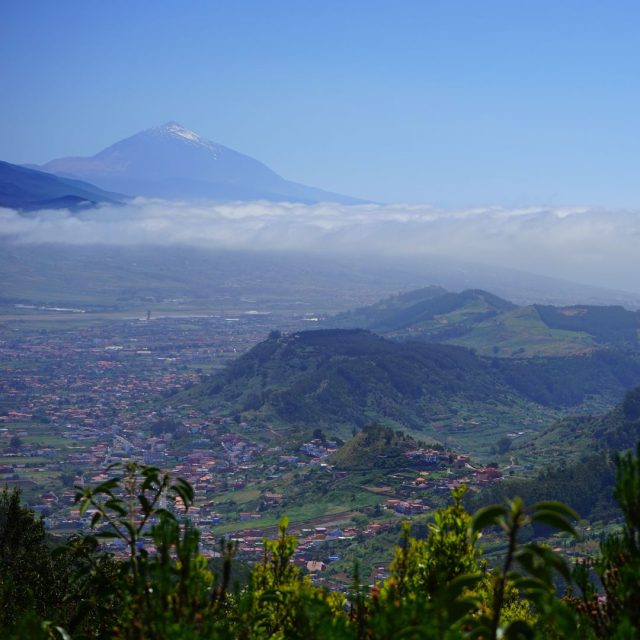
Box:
[177, 329, 640, 437]
[520, 384, 640, 459]
[534, 304, 640, 347]
[322, 286, 640, 356]
[330, 424, 433, 470]
[473, 386, 640, 521]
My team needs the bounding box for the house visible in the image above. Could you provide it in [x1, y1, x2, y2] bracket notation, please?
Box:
[453, 455, 471, 469]
[477, 467, 503, 481]
[306, 561, 326, 572]
[239, 512, 261, 521]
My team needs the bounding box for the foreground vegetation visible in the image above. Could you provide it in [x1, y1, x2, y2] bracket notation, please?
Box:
[2, 443, 640, 640]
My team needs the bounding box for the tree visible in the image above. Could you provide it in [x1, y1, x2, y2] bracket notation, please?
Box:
[6, 448, 640, 638]
[385, 485, 480, 599]
[573, 443, 640, 637]
[497, 436, 512, 454]
[0, 488, 60, 627]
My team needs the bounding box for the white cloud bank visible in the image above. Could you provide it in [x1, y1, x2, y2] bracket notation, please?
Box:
[1, 199, 640, 293]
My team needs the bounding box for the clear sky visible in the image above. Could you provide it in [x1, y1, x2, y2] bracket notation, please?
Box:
[1, 0, 639, 205]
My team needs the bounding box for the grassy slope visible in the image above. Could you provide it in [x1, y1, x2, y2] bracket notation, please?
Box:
[448, 306, 596, 357]
[325, 286, 640, 358]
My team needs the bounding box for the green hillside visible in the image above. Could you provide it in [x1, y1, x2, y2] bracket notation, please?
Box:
[517, 385, 640, 463]
[473, 386, 640, 521]
[326, 287, 515, 336]
[180, 329, 521, 436]
[330, 424, 433, 470]
[178, 329, 640, 449]
[324, 286, 640, 357]
[447, 306, 596, 357]
[535, 304, 640, 347]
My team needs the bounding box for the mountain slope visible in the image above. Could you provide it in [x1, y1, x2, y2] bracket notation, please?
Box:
[534, 304, 640, 347]
[324, 286, 640, 356]
[177, 329, 640, 444]
[39, 122, 366, 204]
[183, 329, 517, 432]
[472, 386, 640, 521]
[518, 385, 640, 461]
[330, 424, 433, 470]
[0, 160, 124, 211]
[325, 288, 515, 335]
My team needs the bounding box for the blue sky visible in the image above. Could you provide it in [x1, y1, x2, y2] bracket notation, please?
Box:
[1, 0, 639, 205]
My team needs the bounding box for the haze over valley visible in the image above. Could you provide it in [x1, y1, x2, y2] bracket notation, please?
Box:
[3, 121, 640, 304]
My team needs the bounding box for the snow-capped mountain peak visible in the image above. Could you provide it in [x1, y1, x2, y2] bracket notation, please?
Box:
[38, 122, 367, 204]
[152, 121, 218, 152]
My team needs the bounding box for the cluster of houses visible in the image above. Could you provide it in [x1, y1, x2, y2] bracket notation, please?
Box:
[384, 498, 429, 515]
[299, 438, 339, 460]
[1, 314, 510, 582]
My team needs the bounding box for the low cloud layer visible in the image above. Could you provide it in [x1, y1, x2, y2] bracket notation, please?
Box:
[1, 199, 640, 294]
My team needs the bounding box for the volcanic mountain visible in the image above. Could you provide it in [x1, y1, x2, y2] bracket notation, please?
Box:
[38, 121, 366, 204]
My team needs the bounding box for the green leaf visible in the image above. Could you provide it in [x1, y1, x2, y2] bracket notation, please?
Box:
[78, 499, 90, 516]
[138, 494, 152, 514]
[142, 465, 161, 476]
[394, 626, 428, 639]
[48, 625, 72, 640]
[104, 499, 127, 516]
[511, 576, 548, 593]
[122, 520, 136, 541]
[259, 589, 283, 604]
[90, 511, 102, 528]
[533, 500, 578, 520]
[469, 504, 508, 534]
[51, 544, 72, 559]
[168, 477, 194, 510]
[503, 619, 534, 639]
[82, 534, 98, 547]
[93, 478, 119, 494]
[172, 487, 190, 511]
[442, 572, 482, 599]
[513, 549, 537, 575]
[531, 510, 576, 536]
[96, 531, 119, 539]
[154, 508, 177, 522]
[526, 544, 572, 581]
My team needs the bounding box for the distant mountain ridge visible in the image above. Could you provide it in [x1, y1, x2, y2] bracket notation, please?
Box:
[37, 121, 367, 204]
[0, 160, 124, 211]
[323, 286, 640, 356]
[326, 287, 515, 333]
